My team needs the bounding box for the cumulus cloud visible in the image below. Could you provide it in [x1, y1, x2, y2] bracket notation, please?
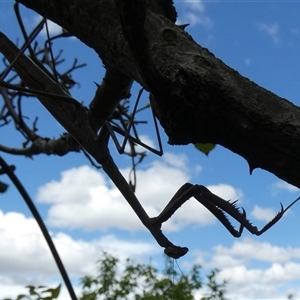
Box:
[37, 153, 241, 232]
[272, 181, 299, 194]
[0, 210, 157, 299]
[207, 183, 243, 201]
[185, 0, 205, 13]
[251, 205, 278, 223]
[257, 22, 280, 44]
[212, 238, 300, 265]
[177, 0, 213, 28]
[2, 209, 300, 299]
[219, 262, 300, 299]
[1, 150, 248, 298]
[194, 237, 300, 299]
[37, 153, 192, 231]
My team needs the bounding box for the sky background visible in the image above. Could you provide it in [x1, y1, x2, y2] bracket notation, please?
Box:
[1, 0, 300, 299]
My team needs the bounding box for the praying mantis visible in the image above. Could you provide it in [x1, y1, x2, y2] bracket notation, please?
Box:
[1, 13, 300, 300]
[1, 4, 299, 300]
[1, 28, 299, 261]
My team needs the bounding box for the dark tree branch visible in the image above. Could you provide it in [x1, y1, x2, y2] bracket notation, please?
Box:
[14, 0, 300, 188]
[0, 134, 81, 157]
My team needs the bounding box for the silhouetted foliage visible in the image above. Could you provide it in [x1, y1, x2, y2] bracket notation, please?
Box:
[3, 252, 228, 300]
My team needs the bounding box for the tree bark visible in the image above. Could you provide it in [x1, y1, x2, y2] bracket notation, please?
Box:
[16, 0, 300, 188]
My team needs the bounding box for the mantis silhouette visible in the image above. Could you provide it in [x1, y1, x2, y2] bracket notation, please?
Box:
[2, 9, 299, 300]
[1, 27, 300, 260]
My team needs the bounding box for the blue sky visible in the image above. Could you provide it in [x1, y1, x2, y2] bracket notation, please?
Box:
[1, 1, 300, 299]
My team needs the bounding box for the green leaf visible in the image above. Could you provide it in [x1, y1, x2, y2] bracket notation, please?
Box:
[51, 284, 61, 299]
[194, 143, 216, 156]
[25, 286, 39, 296]
[41, 285, 61, 299]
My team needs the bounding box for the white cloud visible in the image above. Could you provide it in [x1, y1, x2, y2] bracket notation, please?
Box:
[218, 262, 300, 299]
[257, 22, 280, 44]
[251, 205, 278, 223]
[162, 152, 188, 169]
[272, 181, 299, 193]
[37, 154, 192, 231]
[0, 211, 49, 273]
[206, 183, 243, 201]
[36, 154, 241, 233]
[212, 238, 300, 265]
[177, 0, 213, 28]
[0, 210, 157, 273]
[0, 210, 157, 299]
[33, 15, 62, 36]
[2, 211, 300, 299]
[193, 237, 300, 299]
[44, 20, 62, 36]
[123, 134, 157, 154]
[185, 0, 205, 13]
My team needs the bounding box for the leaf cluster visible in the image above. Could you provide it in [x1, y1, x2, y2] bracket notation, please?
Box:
[3, 252, 228, 300]
[3, 285, 61, 300]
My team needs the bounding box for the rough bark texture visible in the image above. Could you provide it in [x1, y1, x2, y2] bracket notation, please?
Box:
[16, 0, 300, 188]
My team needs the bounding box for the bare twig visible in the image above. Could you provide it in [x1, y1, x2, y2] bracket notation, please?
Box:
[0, 156, 78, 300]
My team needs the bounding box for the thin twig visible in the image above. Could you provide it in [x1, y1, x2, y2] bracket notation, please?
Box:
[0, 156, 78, 300]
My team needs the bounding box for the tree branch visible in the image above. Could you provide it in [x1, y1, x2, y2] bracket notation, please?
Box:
[15, 0, 300, 188]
